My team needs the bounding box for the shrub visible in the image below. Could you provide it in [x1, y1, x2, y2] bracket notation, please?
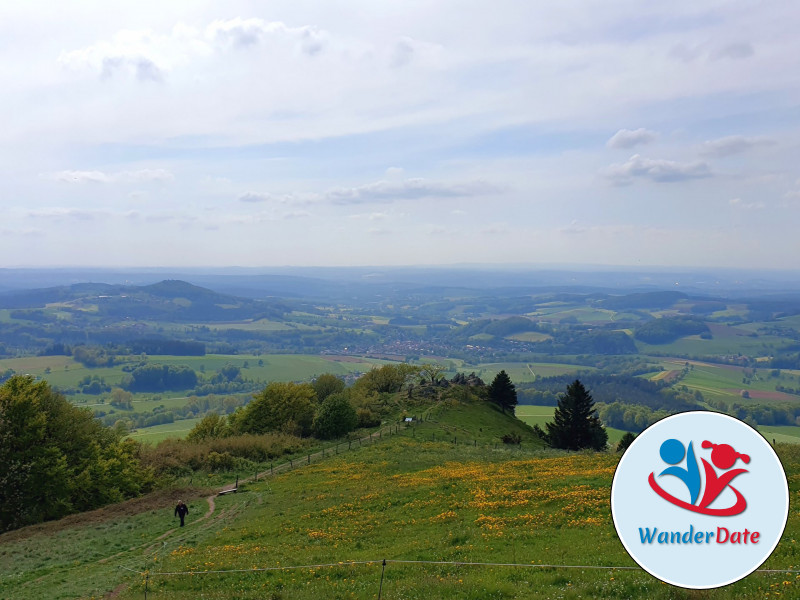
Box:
[356, 407, 381, 428]
[313, 393, 358, 439]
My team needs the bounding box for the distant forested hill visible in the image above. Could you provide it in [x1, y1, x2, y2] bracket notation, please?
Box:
[0, 279, 286, 322]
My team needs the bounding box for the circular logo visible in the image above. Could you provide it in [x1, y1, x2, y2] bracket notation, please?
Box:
[611, 411, 789, 589]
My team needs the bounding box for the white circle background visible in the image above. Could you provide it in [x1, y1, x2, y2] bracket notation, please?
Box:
[611, 411, 789, 589]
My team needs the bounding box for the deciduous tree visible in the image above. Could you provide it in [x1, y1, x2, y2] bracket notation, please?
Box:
[313, 393, 358, 439]
[312, 373, 346, 402]
[0, 376, 151, 532]
[238, 382, 316, 437]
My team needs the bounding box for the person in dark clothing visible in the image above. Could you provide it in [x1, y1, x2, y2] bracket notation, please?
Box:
[175, 500, 189, 527]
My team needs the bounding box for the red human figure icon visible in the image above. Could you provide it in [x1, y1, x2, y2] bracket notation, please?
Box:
[698, 441, 750, 512]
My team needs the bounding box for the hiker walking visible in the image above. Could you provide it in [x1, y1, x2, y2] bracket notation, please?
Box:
[174, 500, 189, 527]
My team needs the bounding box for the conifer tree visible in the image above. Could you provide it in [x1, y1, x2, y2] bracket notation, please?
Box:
[488, 370, 517, 413]
[545, 379, 607, 451]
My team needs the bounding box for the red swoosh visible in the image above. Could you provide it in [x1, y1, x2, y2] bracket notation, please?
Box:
[648, 472, 747, 516]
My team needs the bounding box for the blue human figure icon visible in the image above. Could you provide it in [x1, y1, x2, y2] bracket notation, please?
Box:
[658, 438, 701, 505]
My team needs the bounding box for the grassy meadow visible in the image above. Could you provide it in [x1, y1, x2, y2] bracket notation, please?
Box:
[5, 432, 800, 599]
[0, 353, 390, 392]
[473, 362, 591, 385]
[127, 417, 205, 445]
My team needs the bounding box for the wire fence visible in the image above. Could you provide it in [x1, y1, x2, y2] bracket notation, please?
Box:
[222, 417, 534, 495]
[118, 558, 800, 599]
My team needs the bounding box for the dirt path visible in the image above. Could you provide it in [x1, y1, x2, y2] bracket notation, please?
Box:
[152, 494, 216, 543]
[104, 583, 126, 599]
[101, 426, 396, 598]
[103, 426, 394, 568]
[98, 494, 219, 565]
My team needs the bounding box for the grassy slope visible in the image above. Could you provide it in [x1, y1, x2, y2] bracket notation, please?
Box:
[5, 397, 800, 599]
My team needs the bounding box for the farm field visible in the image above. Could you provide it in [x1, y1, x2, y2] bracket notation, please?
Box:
[190, 319, 297, 332]
[515, 404, 800, 445]
[532, 306, 618, 324]
[5, 436, 800, 599]
[473, 361, 591, 384]
[755, 425, 800, 444]
[514, 405, 628, 447]
[0, 353, 389, 395]
[679, 362, 800, 403]
[634, 330, 786, 358]
[149, 353, 389, 381]
[127, 417, 204, 444]
[506, 331, 552, 343]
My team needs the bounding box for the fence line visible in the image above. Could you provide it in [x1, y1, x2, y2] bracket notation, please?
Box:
[225, 419, 528, 494]
[120, 558, 800, 577]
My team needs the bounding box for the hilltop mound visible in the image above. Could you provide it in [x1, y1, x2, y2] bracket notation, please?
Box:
[0, 279, 287, 322]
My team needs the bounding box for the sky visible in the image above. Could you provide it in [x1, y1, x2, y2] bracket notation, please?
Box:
[1, 1, 799, 269]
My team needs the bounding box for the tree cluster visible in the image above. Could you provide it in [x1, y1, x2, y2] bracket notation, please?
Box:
[0, 376, 152, 532]
[122, 364, 198, 392]
[190, 371, 365, 444]
[634, 317, 709, 344]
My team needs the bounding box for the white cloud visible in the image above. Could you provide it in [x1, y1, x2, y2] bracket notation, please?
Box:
[348, 212, 390, 221]
[325, 178, 501, 205]
[240, 178, 500, 207]
[0, 227, 44, 237]
[26, 207, 99, 220]
[281, 210, 312, 220]
[144, 212, 197, 224]
[238, 191, 318, 205]
[606, 128, 658, 149]
[207, 18, 327, 56]
[560, 220, 587, 235]
[711, 42, 755, 61]
[729, 198, 765, 209]
[700, 135, 776, 158]
[389, 36, 443, 69]
[48, 169, 173, 184]
[670, 42, 755, 63]
[59, 28, 188, 80]
[784, 186, 800, 201]
[239, 191, 276, 203]
[481, 223, 509, 235]
[385, 166, 405, 178]
[58, 18, 332, 81]
[604, 154, 712, 185]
